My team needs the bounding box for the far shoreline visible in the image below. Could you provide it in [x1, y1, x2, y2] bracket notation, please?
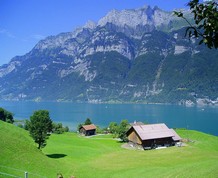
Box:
[1, 99, 218, 107]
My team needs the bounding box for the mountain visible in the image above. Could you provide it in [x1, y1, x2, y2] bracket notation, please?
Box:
[0, 5, 217, 105]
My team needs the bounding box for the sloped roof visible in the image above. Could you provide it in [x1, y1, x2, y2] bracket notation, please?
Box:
[170, 129, 182, 141]
[131, 123, 175, 140]
[82, 124, 97, 131]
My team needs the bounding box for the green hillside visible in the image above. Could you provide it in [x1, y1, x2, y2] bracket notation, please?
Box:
[0, 121, 59, 177]
[1, 121, 218, 178]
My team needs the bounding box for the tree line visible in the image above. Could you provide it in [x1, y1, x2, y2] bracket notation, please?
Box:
[1, 106, 136, 149]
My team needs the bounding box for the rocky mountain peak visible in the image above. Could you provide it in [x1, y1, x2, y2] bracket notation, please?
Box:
[1, 4, 217, 105]
[84, 20, 97, 29]
[97, 5, 173, 29]
[32, 5, 180, 53]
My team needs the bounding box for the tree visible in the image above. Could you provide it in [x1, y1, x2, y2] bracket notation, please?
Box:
[174, 0, 218, 48]
[108, 122, 118, 134]
[64, 126, 69, 132]
[24, 119, 30, 130]
[84, 118, 92, 125]
[0, 107, 14, 123]
[96, 125, 103, 134]
[118, 119, 129, 142]
[77, 123, 83, 131]
[52, 122, 64, 134]
[28, 110, 52, 149]
[52, 122, 69, 134]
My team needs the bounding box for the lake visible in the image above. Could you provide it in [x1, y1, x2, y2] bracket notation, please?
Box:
[0, 101, 218, 136]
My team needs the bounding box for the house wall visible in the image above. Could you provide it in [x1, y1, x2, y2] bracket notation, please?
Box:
[79, 128, 86, 135]
[79, 128, 96, 136]
[127, 130, 142, 145]
[86, 129, 96, 136]
[142, 137, 173, 148]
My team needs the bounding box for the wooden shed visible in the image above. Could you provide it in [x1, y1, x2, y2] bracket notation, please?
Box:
[79, 124, 97, 136]
[126, 123, 181, 149]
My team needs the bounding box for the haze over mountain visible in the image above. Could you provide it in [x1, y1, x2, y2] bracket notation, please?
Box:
[0, 5, 217, 105]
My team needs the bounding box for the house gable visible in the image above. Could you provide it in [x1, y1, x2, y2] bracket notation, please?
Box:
[127, 127, 142, 145]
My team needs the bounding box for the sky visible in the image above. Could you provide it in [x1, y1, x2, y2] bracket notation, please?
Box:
[0, 0, 190, 66]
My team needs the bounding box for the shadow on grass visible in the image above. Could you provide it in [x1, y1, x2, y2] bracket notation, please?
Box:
[46, 154, 67, 159]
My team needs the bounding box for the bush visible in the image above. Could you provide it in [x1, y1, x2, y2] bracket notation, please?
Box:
[0, 107, 14, 124]
[118, 120, 129, 142]
[52, 122, 69, 134]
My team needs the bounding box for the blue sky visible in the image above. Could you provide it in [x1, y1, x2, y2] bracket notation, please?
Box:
[0, 0, 190, 66]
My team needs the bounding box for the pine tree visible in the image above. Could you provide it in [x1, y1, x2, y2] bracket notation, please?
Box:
[84, 118, 92, 125]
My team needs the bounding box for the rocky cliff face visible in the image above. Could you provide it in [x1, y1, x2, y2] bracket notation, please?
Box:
[0, 5, 217, 105]
[98, 6, 171, 28]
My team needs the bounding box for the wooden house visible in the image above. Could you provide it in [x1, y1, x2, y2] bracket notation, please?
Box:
[126, 123, 181, 149]
[79, 124, 97, 136]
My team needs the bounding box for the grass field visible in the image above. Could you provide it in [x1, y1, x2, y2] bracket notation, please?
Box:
[1, 121, 218, 178]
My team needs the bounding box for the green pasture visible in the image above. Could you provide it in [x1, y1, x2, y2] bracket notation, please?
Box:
[1, 121, 218, 178]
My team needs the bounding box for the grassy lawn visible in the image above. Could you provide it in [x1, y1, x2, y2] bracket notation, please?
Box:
[1, 121, 218, 178]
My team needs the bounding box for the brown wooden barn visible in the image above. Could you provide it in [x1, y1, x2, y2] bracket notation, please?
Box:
[79, 124, 97, 136]
[126, 123, 181, 149]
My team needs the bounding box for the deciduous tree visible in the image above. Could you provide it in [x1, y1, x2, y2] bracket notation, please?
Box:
[108, 122, 118, 134]
[174, 0, 218, 48]
[118, 119, 129, 142]
[77, 123, 83, 131]
[0, 107, 14, 123]
[52, 122, 69, 134]
[28, 110, 52, 149]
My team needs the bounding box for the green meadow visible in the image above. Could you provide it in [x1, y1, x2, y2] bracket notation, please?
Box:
[1, 120, 218, 178]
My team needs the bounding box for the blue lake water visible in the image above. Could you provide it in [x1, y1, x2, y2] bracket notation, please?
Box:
[0, 101, 218, 136]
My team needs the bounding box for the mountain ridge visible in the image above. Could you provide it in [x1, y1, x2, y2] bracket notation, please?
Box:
[0, 5, 217, 105]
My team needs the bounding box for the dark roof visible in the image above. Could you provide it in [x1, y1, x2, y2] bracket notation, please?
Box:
[81, 124, 97, 131]
[128, 123, 181, 141]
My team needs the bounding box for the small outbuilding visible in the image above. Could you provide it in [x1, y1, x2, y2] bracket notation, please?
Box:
[126, 123, 181, 149]
[79, 124, 97, 136]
